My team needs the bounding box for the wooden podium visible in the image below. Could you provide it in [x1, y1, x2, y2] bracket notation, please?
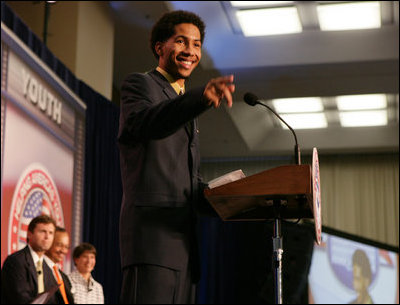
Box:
[204, 164, 313, 221]
[204, 148, 322, 304]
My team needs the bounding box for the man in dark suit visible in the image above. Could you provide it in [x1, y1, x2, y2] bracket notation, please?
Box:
[118, 10, 235, 304]
[1, 214, 62, 304]
[44, 227, 75, 304]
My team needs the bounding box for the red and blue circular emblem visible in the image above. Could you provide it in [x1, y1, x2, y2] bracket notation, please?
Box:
[312, 148, 322, 245]
[8, 163, 64, 254]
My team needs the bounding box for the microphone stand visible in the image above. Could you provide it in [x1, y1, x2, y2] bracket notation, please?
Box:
[272, 209, 283, 304]
[252, 100, 301, 304]
[272, 146, 301, 304]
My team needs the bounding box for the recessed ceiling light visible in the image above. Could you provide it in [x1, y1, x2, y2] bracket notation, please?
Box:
[231, 1, 293, 8]
[280, 113, 327, 129]
[317, 2, 381, 31]
[339, 110, 387, 127]
[236, 7, 302, 36]
[272, 97, 323, 113]
[337, 94, 387, 110]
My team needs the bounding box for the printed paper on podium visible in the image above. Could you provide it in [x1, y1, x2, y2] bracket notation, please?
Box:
[207, 169, 246, 189]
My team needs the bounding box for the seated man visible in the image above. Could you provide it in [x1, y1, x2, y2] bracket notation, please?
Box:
[44, 226, 75, 304]
[1, 214, 59, 303]
[68, 243, 104, 304]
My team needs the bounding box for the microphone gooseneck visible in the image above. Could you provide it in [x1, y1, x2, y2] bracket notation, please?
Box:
[243, 92, 301, 165]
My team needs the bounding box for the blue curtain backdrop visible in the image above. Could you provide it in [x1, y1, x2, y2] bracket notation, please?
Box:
[2, 3, 314, 303]
[79, 82, 122, 304]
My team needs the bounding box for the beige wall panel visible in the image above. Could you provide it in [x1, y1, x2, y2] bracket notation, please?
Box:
[75, 1, 114, 99]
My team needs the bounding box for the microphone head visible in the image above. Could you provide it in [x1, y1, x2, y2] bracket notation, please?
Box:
[243, 92, 259, 106]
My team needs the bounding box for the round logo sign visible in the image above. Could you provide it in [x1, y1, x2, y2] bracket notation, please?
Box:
[8, 163, 64, 254]
[312, 148, 322, 245]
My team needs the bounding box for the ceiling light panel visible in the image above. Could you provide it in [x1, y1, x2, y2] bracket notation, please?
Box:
[236, 7, 302, 36]
[317, 1, 381, 31]
[339, 110, 388, 127]
[231, 1, 293, 8]
[272, 97, 323, 113]
[280, 113, 327, 129]
[336, 94, 387, 110]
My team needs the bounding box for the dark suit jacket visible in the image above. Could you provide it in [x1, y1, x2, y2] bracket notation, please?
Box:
[1, 246, 72, 304]
[118, 69, 212, 279]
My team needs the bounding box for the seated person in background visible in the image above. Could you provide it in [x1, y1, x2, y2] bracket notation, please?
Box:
[68, 243, 104, 304]
[1, 214, 58, 304]
[44, 226, 75, 304]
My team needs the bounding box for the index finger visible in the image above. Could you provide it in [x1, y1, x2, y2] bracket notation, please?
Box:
[222, 86, 233, 108]
[216, 74, 234, 85]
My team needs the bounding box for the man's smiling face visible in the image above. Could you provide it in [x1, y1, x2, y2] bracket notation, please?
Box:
[156, 23, 202, 85]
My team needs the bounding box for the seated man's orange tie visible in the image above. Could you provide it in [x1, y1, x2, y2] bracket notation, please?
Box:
[53, 265, 69, 304]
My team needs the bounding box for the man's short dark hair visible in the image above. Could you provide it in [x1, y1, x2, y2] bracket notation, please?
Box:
[73, 242, 97, 261]
[28, 214, 56, 233]
[55, 226, 67, 233]
[150, 10, 206, 59]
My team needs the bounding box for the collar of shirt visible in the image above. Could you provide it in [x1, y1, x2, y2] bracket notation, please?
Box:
[71, 269, 94, 286]
[156, 66, 185, 95]
[28, 244, 42, 266]
[43, 255, 55, 269]
[43, 255, 61, 280]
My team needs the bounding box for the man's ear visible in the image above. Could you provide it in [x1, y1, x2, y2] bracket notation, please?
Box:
[155, 42, 163, 57]
[27, 231, 32, 244]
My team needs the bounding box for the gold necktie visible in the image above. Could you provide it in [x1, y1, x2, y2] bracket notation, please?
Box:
[36, 260, 44, 294]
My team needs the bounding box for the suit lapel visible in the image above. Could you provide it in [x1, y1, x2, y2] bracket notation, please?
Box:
[24, 246, 38, 288]
[23, 246, 57, 296]
[149, 69, 177, 100]
[149, 69, 195, 140]
[185, 120, 194, 141]
[163, 86, 178, 100]
[43, 261, 61, 303]
[43, 259, 58, 290]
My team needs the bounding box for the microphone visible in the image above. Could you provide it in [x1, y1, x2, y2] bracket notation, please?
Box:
[243, 92, 301, 165]
[37, 270, 42, 275]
